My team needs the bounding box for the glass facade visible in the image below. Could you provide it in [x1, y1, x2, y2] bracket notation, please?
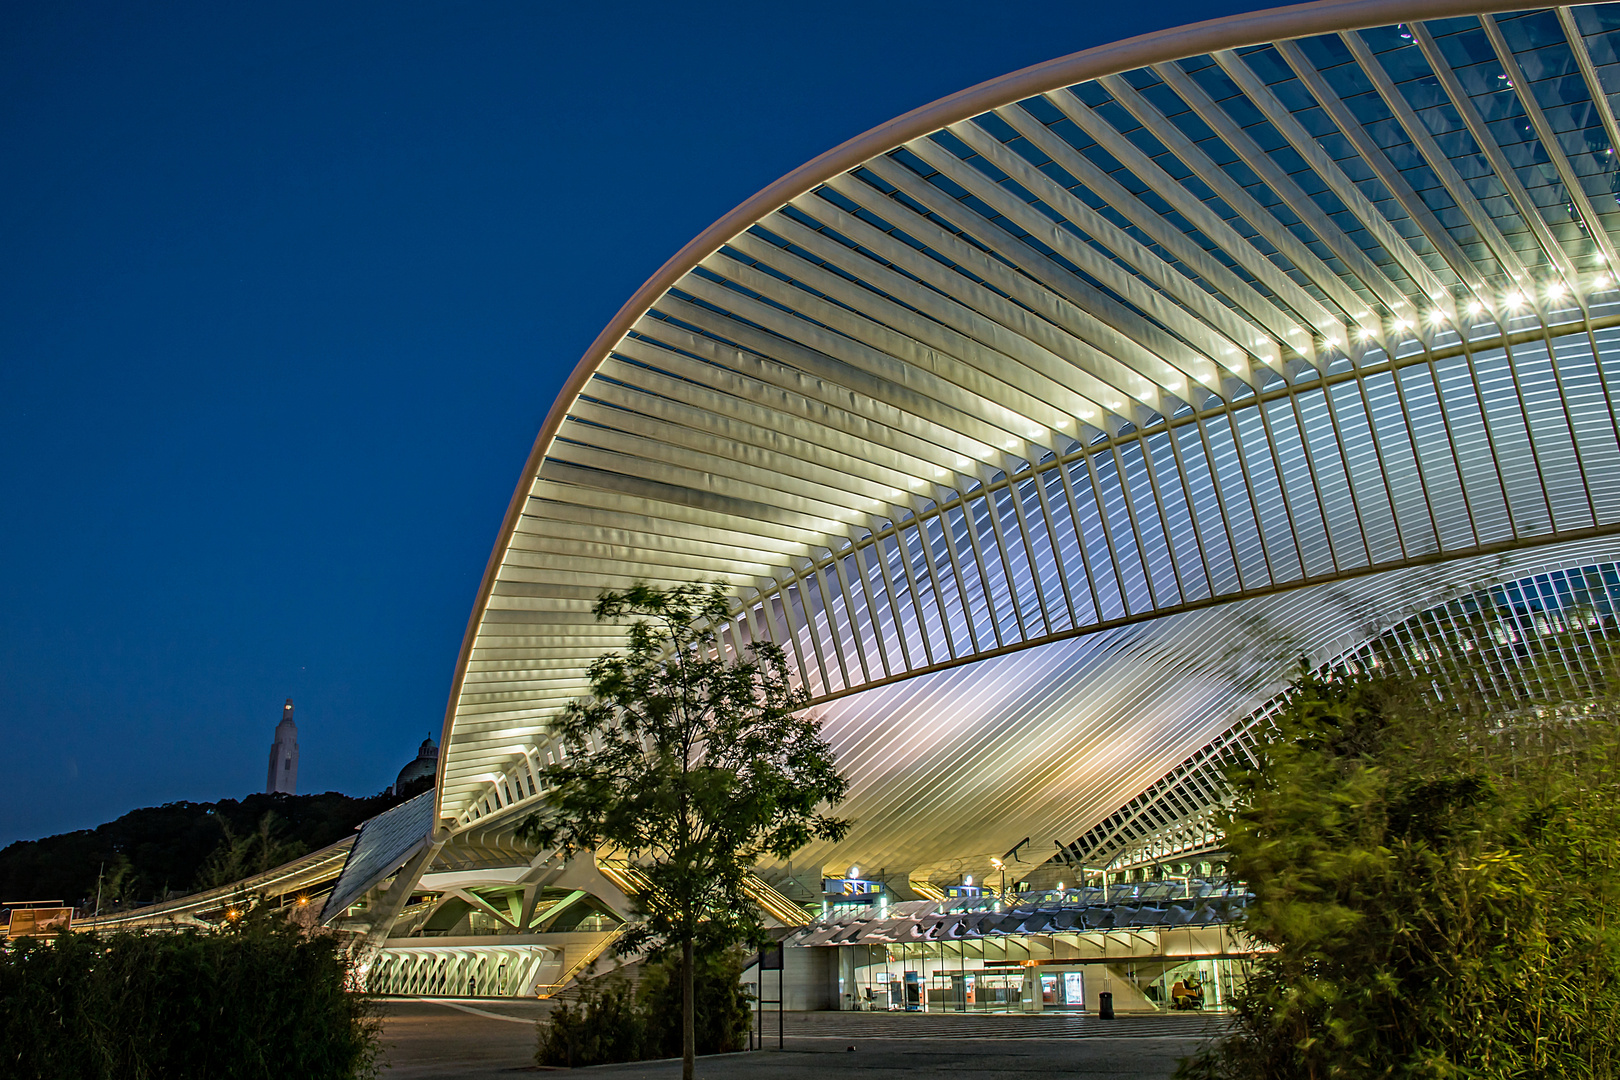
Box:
[796, 883, 1252, 1013]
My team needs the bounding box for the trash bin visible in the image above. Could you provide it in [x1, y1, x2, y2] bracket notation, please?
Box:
[1098, 991, 1114, 1019]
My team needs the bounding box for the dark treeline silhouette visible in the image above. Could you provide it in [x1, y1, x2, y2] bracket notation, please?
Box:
[0, 784, 427, 912]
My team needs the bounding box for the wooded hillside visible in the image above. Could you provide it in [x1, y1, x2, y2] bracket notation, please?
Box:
[0, 787, 421, 911]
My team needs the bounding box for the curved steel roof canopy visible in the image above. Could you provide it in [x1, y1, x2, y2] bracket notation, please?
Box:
[436, 0, 1620, 876]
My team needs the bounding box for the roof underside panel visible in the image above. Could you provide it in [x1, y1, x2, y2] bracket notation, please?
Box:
[440, 4, 1620, 876]
[1067, 554, 1620, 874]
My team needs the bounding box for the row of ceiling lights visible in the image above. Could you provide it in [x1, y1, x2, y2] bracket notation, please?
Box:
[1303, 271, 1616, 354]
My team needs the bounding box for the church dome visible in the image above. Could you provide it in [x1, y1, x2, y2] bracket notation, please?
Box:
[393, 735, 438, 796]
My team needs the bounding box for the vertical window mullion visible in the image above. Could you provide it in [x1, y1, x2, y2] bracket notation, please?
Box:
[851, 542, 895, 680]
[872, 530, 919, 673]
[1046, 456, 1108, 624]
[809, 560, 854, 691]
[1013, 472, 1069, 633]
[829, 550, 874, 686]
[981, 481, 1033, 642]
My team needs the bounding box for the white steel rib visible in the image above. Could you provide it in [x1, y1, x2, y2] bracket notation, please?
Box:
[436, 0, 1620, 883]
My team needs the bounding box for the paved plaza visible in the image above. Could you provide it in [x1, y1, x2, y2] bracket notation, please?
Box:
[377, 1000, 1225, 1078]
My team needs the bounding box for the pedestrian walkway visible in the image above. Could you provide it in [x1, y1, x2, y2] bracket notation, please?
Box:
[377, 999, 1227, 1079]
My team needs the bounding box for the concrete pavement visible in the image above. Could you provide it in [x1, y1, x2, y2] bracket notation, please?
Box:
[375, 999, 1224, 1079]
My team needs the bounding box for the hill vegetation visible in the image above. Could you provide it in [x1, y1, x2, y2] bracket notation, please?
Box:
[0, 785, 426, 912]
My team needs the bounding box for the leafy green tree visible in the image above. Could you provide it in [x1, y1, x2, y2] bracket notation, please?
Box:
[196, 812, 307, 890]
[1179, 652, 1620, 1080]
[517, 582, 848, 1080]
[96, 853, 135, 912]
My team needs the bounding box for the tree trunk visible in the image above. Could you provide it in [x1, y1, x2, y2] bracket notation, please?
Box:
[682, 935, 696, 1080]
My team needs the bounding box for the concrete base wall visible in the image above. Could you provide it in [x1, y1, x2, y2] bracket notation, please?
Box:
[742, 942, 833, 1012]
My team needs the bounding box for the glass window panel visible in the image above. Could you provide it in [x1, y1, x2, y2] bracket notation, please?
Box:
[1172, 424, 1243, 592]
[1470, 346, 1555, 536]
[1327, 378, 1404, 562]
[1261, 397, 1336, 577]
[1117, 441, 1184, 606]
[1505, 339, 1595, 531]
[1035, 466, 1097, 625]
[1201, 415, 1277, 585]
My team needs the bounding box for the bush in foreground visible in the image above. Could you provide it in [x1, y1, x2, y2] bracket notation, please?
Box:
[1179, 659, 1620, 1080]
[536, 949, 751, 1068]
[0, 910, 377, 1080]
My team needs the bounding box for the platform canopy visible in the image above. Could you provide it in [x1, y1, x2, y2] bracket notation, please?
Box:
[434, 0, 1620, 883]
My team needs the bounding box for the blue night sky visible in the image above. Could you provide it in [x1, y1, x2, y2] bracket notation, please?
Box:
[0, 0, 1261, 845]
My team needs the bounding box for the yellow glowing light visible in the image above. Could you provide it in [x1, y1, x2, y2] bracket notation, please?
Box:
[1394, 319, 1412, 331]
[1505, 291, 1527, 308]
[1327, 336, 1343, 348]
[1358, 327, 1375, 341]
[1597, 274, 1613, 289]
[1466, 300, 1484, 315]
[1548, 281, 1567, 300]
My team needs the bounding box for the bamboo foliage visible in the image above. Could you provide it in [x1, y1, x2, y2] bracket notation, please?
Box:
[1180, 644, 1620, 1079]
[0, 909, 378, 1080]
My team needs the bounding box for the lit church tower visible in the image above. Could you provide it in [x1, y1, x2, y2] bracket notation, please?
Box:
[266, 698, 299, 795]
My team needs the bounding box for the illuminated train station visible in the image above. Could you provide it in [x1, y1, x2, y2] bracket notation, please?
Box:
[81, 0, 1620, 1011]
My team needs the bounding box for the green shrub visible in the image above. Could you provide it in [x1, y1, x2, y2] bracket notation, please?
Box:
[635, 948, 752, 1058]
[1179, 661, 1620, 1080]
[535, 949, 751, 1067]
[534, 965, 645, 1067]
[0, 909, 377, 1080]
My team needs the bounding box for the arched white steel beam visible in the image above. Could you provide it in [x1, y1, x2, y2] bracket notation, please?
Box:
[437, 2, 1620, 850]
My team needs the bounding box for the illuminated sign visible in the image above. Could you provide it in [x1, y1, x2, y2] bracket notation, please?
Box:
[6, 907, 73, 939]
